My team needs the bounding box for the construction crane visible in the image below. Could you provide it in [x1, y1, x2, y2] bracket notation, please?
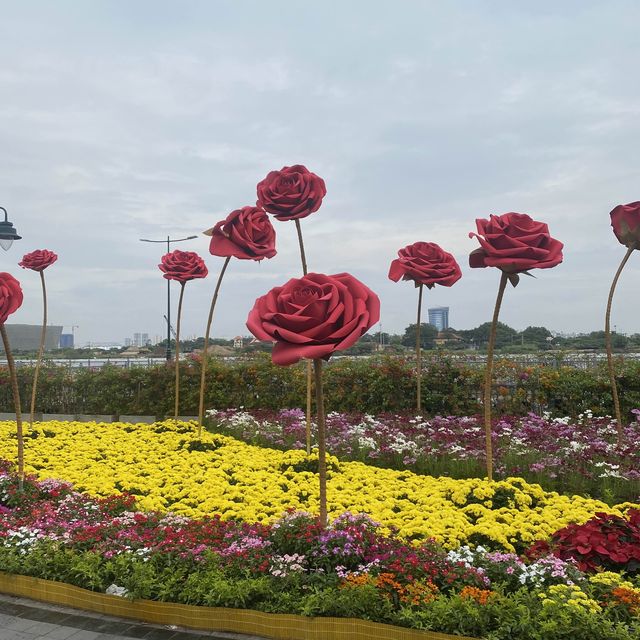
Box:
[163, 315, 177, 339]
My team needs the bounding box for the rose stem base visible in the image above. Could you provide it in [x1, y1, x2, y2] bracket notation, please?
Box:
[29, 271, 47, 430]
[484, 271, 508, 482]
[605, 244, 635, 446]
[313, 358, 328, 527]
[198, 257, 231, 437]
[295, 219, 314, 455]
[174, 282, 186, 420]
[1, 325, 24, 491]
[416, 284, 423, 413]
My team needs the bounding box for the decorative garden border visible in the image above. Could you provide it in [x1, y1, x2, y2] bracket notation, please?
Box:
[0, 572, 477, 640]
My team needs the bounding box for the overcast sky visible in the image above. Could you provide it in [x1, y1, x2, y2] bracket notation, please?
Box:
[1, 1, 639, 345]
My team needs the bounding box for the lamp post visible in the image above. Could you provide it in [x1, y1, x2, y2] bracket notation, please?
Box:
[140, 235, 197, 361]
[0, 207, 21, 251]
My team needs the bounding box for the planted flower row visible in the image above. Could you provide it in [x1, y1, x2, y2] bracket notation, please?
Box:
[0, 465, 639, 640]
[0, 419, 636, 551]
[207, 408, 640, 503]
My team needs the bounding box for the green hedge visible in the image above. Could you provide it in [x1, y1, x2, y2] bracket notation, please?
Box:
[0, 353, 639, 419]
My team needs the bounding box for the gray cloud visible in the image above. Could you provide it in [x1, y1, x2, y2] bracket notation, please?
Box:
[1, 1, 639, 345]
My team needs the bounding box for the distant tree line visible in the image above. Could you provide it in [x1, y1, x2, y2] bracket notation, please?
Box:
[9, 323, 640, 359]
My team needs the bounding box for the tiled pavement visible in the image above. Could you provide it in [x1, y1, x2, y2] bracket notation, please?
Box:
[0, 594, 265, 640]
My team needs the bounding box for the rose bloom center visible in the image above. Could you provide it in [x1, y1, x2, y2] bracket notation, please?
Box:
[291, 286, 319, 306]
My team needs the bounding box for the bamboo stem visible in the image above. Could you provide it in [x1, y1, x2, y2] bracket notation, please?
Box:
[416, 284, 423, 412]
[605, 244, 635, 445]
[1, 325, 24, 491]
[295, 220, 308, 276]
[198, 257, 231, 436]
[306, 366, 312, 454]
[483, 271, 509, 482]
[29, 271, 47, 429]
[174, 282, 186, 420]
[295, 219, 314, 455]
[313, 358, 327, 526]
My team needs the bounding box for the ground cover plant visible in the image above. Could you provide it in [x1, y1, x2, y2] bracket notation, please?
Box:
[208, 408, 640, 504]
[0, 419, 637, 553]
[0, 464, 639, 639]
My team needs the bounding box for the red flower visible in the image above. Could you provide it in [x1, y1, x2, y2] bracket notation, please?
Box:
[205, 206, 277, 261]
[388, 242, 462, 289]
[19, 249, 58, 272]
[158, 250, 208, 283]
[610, 201, 640, 249]
[528, 509, 640, 573]
[0, 273, 23, 324]
[469, 212, 563, 274]
[247, 272, 380, 365]
[257, 164, 327, 222]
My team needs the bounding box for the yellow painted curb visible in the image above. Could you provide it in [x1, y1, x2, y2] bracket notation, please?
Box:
[0, 572, 478, 640]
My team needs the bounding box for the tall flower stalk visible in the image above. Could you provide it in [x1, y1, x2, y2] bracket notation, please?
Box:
[159, 250, 208, 420]
[606, 201, 640, 444]
[198, 256, 231, 435]
[389, 242, 461, 412]
[295, 219, 313, 453]
[19, 250, 57, 429]
[198, 206, 277, 436]
[469, 213, 563, 481]
[257, 165, 326, 454]
[0, 272, 25, 489]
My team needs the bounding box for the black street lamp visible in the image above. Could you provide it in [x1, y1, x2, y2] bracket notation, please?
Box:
[140, 234, 198, 361]
[0, 207, 21, 251]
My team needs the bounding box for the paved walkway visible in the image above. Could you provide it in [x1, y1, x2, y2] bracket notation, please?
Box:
[0, 594, 265, 640]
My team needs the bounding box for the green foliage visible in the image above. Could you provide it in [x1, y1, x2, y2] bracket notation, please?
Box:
[1, 354, 640, 419]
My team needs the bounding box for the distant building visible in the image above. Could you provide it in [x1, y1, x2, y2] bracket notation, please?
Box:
[1, 324, 63, 352]
[428, 307, 449, 332]
[59, 333, 74, 349]
[133, 333, 150, 347]
[233, 336, 244, 349]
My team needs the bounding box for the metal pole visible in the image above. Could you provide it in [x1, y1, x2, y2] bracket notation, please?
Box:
[139, 234, 197, 363]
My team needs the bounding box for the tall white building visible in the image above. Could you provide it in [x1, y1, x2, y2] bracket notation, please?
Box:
[428, 307, 449, 332]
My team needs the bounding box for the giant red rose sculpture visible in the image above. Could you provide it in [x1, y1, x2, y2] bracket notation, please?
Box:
[197, 207, 279, 432]
[389, 242, 461, 288]
[257, 164, 326, 222]
[247, 272, 380, 366]
[610, 201, 640, 249]
[469, 212, 563, 480]
[159, 250, 208, 282]
[19, 250, 58, 430]
[205, 206, 277, 261]
[19, 249, 58, 272]
[0, 272, 23, 324]
[606, 201, 640, 444]
[389, 242, 461, 411]
[0, 272, 25, 488]
[469, 212, 563, 276]
[248, 272, 379, 526]
[158, 250, 208, 419]
[257, 164, 327, 453]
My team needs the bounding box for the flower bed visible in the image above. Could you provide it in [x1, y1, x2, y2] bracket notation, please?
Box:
[0, 420, 637, 552]
[208, 408, 640, 503]
[1, 466, 639, 639]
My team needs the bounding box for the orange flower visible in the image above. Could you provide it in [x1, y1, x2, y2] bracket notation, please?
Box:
[459, 586, 496, 605]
